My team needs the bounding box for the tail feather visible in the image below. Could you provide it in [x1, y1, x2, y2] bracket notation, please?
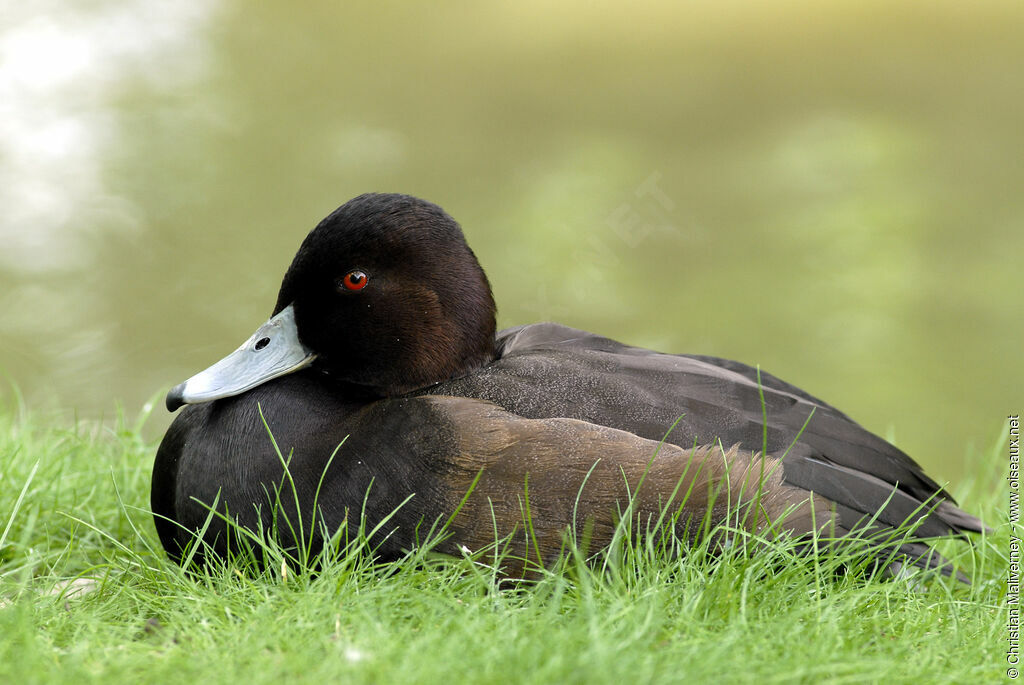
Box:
[785, 457, 976, 539]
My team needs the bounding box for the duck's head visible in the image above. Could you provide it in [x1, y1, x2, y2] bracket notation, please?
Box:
[166, 193, 497, 411]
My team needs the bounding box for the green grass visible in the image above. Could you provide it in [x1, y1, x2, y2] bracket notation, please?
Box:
[0, 400, 1009, 684]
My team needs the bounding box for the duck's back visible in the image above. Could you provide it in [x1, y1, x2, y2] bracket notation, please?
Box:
[426, 322, 983, 538]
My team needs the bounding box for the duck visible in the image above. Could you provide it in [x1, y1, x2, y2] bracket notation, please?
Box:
[153, 192, 985, 578]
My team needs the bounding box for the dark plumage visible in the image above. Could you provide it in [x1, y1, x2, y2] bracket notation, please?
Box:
[154, 193, 985, 578]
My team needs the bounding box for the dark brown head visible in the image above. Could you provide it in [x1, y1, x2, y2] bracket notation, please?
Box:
[167, 193, 497, 409]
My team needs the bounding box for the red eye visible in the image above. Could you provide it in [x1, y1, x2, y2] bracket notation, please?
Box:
[340, 270, 369, 291]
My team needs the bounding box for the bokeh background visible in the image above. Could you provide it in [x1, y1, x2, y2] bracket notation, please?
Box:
[1, 0, 1020, 487]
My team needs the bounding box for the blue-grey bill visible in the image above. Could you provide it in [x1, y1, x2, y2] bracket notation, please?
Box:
[165, 304, 316, 411]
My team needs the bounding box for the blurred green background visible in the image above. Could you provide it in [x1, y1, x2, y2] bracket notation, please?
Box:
[0, 0, 1020, 486]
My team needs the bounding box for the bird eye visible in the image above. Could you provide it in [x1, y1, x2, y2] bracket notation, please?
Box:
[340, 270, 369, 291]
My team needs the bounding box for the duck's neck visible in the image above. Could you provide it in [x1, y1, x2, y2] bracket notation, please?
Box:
[316, 337, 496, 398]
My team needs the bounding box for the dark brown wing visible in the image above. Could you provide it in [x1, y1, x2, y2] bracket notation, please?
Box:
[428, 323, 986, 543]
